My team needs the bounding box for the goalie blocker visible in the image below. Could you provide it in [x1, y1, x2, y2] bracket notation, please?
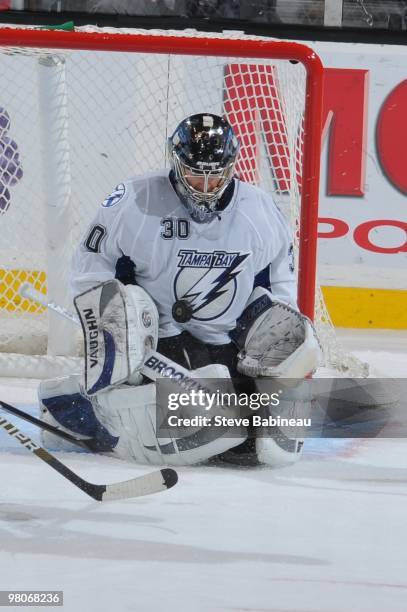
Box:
[74, 280, 159, 394]
[39, 282, 321, 467]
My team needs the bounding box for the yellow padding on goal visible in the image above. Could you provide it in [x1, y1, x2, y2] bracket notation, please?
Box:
[322, 286, 407, 329]
[0, 270, 46, 313]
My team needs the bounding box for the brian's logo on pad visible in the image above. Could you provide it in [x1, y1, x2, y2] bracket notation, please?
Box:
[173, 249, 249, 321]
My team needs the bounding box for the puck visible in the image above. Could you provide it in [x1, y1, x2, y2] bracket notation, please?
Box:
[172, 300, 193, 323]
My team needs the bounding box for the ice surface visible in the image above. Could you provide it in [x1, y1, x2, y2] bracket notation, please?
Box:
[0, 330, 406, 612]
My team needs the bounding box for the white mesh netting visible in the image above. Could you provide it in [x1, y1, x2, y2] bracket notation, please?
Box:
[0, 26, 367, 378]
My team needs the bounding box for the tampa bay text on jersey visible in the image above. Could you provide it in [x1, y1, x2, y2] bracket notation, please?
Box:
[173, 249, 250, 321]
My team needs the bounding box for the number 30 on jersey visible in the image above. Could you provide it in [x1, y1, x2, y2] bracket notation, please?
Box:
[160, 218, 190, 240]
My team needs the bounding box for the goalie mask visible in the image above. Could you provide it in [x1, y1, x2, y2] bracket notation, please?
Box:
[168, 113, 239, 223]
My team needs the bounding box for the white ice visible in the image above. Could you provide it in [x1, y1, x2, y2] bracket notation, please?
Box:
[0, 329, 406, 612]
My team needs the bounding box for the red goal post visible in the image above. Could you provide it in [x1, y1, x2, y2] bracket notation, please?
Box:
[0, 26, 328, 377]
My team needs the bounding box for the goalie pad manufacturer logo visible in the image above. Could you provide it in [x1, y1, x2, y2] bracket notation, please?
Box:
[173, 249, 249, 321]
[142, 310, 152, 328]
[83, 308, 99, 368]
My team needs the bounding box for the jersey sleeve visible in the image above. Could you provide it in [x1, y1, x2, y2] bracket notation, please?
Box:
[268, 224, 297, 308]
[70, 187, 128, 298]
[257, 196, 298, 309]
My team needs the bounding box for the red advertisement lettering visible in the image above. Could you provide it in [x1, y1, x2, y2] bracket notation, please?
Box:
[376, 80, 407, 194]
[353, 220, 407, 253]
[322, 68, 369, 197]
[318, 217, 349, 238]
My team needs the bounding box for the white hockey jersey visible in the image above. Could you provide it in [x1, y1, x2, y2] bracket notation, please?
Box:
[71, 170, 297, 344]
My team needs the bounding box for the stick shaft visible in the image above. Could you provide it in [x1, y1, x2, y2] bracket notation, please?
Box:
[0, 413, 103, 497]
[0, 409, 177, 501]
[0, 399, 93, 449]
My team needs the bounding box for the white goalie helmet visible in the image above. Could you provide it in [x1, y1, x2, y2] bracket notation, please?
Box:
[168, 113, 239, 223]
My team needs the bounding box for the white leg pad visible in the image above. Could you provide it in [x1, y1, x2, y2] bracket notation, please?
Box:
[93, 363, 247, 466]
[39, 375, 91, 451]
[254, 380, 310, 467]
[38, 364, 247, 466]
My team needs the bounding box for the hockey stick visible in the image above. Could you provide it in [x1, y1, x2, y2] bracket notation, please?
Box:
[0, 411, 177, 501]
[19, 283, 214, 393]
[0, 399, 95, 451]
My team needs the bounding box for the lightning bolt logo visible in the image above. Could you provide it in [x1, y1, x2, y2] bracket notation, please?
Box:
[174, 250, 250, 321]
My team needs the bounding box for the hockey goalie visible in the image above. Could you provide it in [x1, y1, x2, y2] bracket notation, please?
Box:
[39, 113, 321, 467]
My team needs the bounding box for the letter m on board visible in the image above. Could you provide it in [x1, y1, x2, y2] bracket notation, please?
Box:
[223, 64, 368, 197]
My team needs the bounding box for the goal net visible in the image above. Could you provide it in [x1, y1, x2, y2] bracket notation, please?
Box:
[0, 26, 365, 378]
